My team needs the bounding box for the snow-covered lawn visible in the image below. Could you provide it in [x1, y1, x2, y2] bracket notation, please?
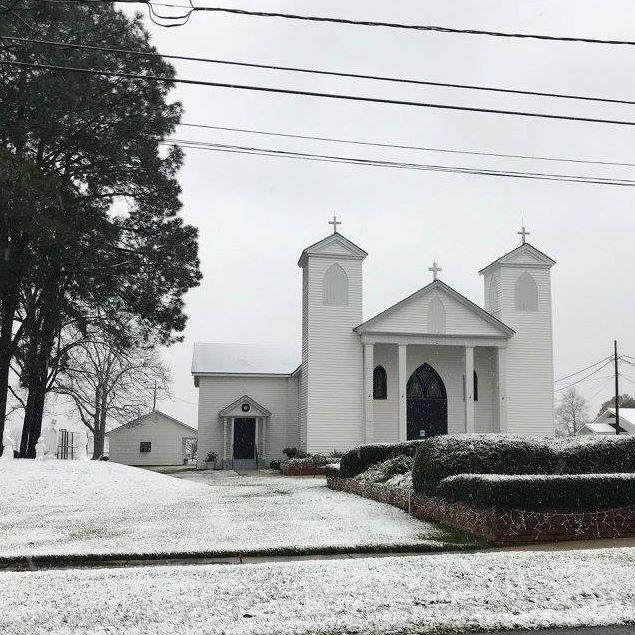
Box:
[0, 461, 468, 557]
[1, 548, 634, 634]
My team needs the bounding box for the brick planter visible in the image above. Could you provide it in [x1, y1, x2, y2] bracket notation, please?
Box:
[327, 476, 635, 545]
[282, 463, 327, 476]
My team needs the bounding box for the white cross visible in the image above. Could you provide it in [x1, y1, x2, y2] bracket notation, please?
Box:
[518, 224, 530, 244]
[328, 215, 341, 234]
[428, 260, 442, 281]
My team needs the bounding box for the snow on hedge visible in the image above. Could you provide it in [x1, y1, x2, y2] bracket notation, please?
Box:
[0, 460, 460, 557]
[1, 547, 634, 634]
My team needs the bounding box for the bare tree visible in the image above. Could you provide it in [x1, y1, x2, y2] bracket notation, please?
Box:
[54, 341, 170, 458]
[555, 387, 590, 436]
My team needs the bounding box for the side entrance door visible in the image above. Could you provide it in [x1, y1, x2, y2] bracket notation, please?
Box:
[233, 418, 256, 460]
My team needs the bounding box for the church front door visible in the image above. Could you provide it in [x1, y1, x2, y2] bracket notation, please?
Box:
[233, 418, 256, 460]
[406, 363, 448, 440]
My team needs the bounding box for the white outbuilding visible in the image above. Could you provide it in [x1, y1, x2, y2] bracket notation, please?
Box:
[106, 410, 197, 466]
[578, 408, 634, 435]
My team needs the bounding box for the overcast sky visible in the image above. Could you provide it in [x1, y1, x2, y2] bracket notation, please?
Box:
[113, 0, 635, 425]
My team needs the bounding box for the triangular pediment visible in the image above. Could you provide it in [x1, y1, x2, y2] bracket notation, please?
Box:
[219, 395, 271, 418]
[298, 233, 367, 267]
[355, 280, 513, 337]
[479, 243, 555, 275]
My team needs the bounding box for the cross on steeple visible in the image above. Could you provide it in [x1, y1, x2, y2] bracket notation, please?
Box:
[328, 215, 341, 234]
[518, 223, 530, 244]
[428, 260, 442, 281]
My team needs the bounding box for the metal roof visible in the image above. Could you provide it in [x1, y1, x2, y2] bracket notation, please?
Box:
[192, 343, 300, 376]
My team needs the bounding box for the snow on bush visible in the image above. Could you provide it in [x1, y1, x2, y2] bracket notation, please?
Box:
[340, 441, 424, 478]
[412, 434, 635, 495]
[437, 472, 635, 510]
[355, 455, 414, 484]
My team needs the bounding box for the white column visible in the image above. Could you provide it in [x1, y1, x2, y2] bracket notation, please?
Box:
[398, 344, 407, 442]
[465, 346, 475, 433]
[497, 347, 508, 433]
[363, 343, 374, 443]
[223, 417, 228, 461]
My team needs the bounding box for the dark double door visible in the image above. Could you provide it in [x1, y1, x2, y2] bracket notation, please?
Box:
[233, 418, 256, 460]
[406, 363, 448, 440]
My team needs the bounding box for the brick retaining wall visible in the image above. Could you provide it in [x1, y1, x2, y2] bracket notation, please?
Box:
[327, 476, 635, 545]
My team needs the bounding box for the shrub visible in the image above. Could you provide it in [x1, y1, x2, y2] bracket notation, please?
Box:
[269, 460, 281, 470]
[355, 455, 414, 484]
[205, 451, 218, 463]
[412, 434, 635, 495]
[340, 440, 424, 478]
[437, 473, 635, 511]
[325, 463, 340, 478]
[288, 453, 329, 468]
[283, 447, 309, 459]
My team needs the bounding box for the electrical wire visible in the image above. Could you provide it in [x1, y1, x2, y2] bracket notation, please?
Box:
[554, 355, 613, 382]
[178, 123, 635, 168]
[554, 359, 615, 392]
[33, 1, 635, 46]
[5, 59, 635, 128]
[161, 139, 635, 187]
[4, 35, 635, 107]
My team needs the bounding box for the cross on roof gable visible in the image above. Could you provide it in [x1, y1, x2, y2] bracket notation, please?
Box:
[479, 242, 556, 275]
[298, 232, 368, 267]
[354, 279, 514, 336]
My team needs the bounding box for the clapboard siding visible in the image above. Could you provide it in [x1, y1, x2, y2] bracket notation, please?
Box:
[196, 375, 300, 467]
[299, 266, 309, 449]
[107, 414, 196, 466]
[366, 288, 502, 336]
[373, 344, 498, 441]
[499, 267, 554, 434]
[303, 256, 364, 454]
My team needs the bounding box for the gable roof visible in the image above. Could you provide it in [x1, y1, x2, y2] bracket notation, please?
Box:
[479, 242, 556, 275]
[354, 279, 514, 336]
[106, 410, 197, 436]
[219, 395, 272, 418]
[192, 343, 299, 376]
[298, 232, 368, 267]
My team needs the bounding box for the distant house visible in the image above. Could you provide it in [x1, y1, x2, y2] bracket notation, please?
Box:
[578, 408, 634, 435]
[106, 410, 197, 466]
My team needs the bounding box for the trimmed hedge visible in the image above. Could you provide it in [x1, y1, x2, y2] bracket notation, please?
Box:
[340, 441, 424, 478]
[437, 473, 635, 511]
[412, 434, 635, 495]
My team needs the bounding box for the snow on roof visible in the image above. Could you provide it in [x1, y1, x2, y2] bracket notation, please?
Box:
[583, 421, 619, 434]
[192, 343, 300, 376]
[605, 407, 635, 420]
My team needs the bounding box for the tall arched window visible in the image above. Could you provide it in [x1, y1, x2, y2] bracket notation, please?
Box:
[373, 365, 387, 400]
[514, 272, 538, 311]
[323, 263, 349, 305]
[428, 296, 446, 334]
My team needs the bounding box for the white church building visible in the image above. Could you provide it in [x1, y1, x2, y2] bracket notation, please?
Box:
[193, 222, 556, 469]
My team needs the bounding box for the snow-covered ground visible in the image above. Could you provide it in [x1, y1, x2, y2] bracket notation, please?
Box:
[1, 548, 634, 634]
[0, 461, 466, 557]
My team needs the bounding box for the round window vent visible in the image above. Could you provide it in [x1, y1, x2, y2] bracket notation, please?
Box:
[241, 403, 250, 412]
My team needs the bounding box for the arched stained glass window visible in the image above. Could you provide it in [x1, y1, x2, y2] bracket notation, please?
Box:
[407, 364, 447, 400]
[373, 365, 387, 400]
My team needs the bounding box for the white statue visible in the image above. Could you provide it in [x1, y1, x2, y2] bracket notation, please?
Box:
[74, 429, 89, 461]
[35, 436, 47, 461]
[1, 430, 16, 461]
[43, 420, 58, 456]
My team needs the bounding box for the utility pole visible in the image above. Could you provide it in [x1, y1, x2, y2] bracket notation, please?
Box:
[614, 340, 620, 435]
[152, 380, 157, 412]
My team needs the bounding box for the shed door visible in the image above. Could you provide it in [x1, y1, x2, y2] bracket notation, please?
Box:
[233, 418, 256, 460]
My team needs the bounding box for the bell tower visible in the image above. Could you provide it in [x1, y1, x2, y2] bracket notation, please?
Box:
[298, 218, 367, 452]
[479, 226, 556, 435]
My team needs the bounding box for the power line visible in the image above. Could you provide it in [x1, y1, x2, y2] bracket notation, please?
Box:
[5, 60, 635, 128]
[162, 138, 635, 187]
[554, 355, 613, 383]
[179, 122, 635, 169]
[554, 359, 615, 392]
[5, 36, 635, 107]
[37, 1, 635, 46]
